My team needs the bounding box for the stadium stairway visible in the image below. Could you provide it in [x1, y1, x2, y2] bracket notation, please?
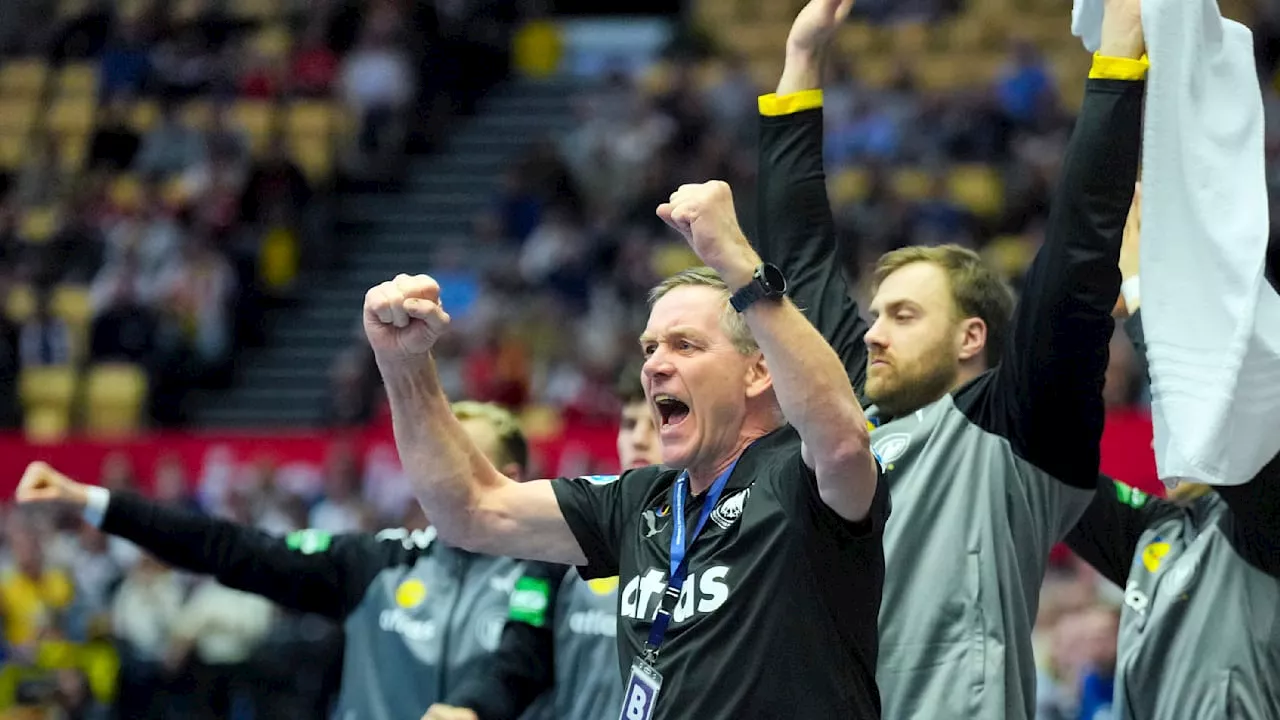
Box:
[189, 77, 580, 428]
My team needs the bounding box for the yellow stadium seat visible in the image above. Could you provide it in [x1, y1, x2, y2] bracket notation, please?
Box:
[0, 134, 25, 170]
[230, 101, 277, 155]
[519, 404, 564, 440]
[84, 363, 149, 438]
[650, 243, 700, 278]
[0, 98, 38, 135]
[947, 164, 1004, 218]
[830, 167, 871, 206]
[0, 59, 48, 97]
[50, 285, 91, 326]
[287, 136, 333, 183]
[129, 101, 160, 132]
[59, 132, 90, 173]
[116, 0, 151, 22]
[25, 404, 72, 443]
[56, 62, 98, 98]
[20, 207, 60, 243]
[251, 26, 292, 59]
[513, 20, 563, 79]
[170, 0, 204, 23]
[892, 168, 933, 200]
[181, 100, 212, 131]
[854, 57, 897, 89]
[288, 102, 335, 138]
[4, 283, 35, 323]
[982, 234, 1036, 280]
[19, 365, 77, 412]
[109, 175, 144, 211]
[887, 22, 931, 54]
[48, 96, 96, 135]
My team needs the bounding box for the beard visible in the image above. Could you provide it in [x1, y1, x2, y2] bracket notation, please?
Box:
[865, 347, 959, 420]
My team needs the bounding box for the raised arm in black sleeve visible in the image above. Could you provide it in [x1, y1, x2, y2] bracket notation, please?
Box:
[101, 492, 402, 619]
[1066, 475, 1181, 586]
[756, 95, 869, 387]
[961, 77, 1144, 489]
[1124, 310, 1280, 571]
[445, 562, 567, 720]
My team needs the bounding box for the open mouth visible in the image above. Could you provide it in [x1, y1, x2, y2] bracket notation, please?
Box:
[653, 394, 690, 430]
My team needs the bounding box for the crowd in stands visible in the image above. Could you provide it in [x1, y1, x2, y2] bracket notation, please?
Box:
[0, 0, 447, 435]
[2, 3, 1280, 719]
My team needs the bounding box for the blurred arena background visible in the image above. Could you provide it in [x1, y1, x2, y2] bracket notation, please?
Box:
[0, 0, 1277, 718]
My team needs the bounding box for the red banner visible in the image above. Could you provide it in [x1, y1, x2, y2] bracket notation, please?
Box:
[0, 411, 1163, 500]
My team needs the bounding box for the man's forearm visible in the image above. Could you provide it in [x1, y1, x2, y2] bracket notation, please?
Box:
[380, 356, 505, 547]
[777, 47, 823, 95]
[742, 297, 872, 471]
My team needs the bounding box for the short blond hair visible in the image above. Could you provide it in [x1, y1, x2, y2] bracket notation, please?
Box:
[873, 244, 1015, 364]
[452, 401, 528, 469]
[648, 267, 758, 355]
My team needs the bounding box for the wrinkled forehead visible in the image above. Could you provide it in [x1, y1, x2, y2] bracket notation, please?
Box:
[641, 285, 729, 341]
[870, 261, 956, 315]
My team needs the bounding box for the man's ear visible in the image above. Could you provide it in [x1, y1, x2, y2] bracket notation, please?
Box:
[501, 462, 524, 482]
[743, 352, 774, 400]
[956, 317, 988, 363]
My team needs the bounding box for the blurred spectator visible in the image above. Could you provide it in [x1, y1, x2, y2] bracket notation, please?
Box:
[339, 21, 413, 157]
[88, 99, 144, 173]
[38, 198, 107, 288]
[134, 101, 205, 178]
[152, 454, 200, 514]
[290, 22, 340, 97]
[149, 27, 225, 101]
[15, 135, 67, 208]
[110, 552, 183, 719]
[97, 452, 138, 495]
[309, 441, 367, 533]
[237, 47, 281, 100]
[89, 261, 158, 365]
[239, 139, 311, 227]
[997, 40, 1057, 129]
[163, 575, 273, 720]
[151, 234, 236, 371]
[17, 291, 72, 368]
[98, 19, 151, 100]
[494, 167, 543, 242]
[65, 525, 123, 641]
[0, 516, 74, 657]
[322, 345, 376, 428]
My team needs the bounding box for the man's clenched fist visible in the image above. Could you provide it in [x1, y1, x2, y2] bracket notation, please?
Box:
[363, 274, 452, 362]
[16, 462, 88, 507]
[657, 181, 760, 289]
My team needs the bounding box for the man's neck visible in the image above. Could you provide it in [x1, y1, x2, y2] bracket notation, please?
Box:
[686, 429, 770, 495]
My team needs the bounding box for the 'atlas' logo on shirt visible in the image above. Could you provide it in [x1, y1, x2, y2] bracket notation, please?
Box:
[620, 566, 730, 623]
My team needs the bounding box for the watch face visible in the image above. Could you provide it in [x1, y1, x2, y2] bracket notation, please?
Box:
[761, 264, 787, 295]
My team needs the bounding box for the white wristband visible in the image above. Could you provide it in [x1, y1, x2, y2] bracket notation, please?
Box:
[83, 486, 110, 528]
[1121, 276, 1141, 310]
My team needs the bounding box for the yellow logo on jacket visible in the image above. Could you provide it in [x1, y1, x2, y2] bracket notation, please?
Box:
[395, 579, 428, 609]
[587, 577, 619, 596]
[1142, 542, 1171, 573]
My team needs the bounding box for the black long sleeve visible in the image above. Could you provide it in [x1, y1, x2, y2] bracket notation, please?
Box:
[958, 77, 1144, 489]
[445, 562, 565, 719]
[756, 98, 869, 389]
[101, 492, 417, 619]
[1065, 475, 1180, 587]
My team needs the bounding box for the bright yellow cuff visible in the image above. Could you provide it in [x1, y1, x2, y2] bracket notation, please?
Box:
[758, 89, 824, 117]
[1089, 53, 1149, 80]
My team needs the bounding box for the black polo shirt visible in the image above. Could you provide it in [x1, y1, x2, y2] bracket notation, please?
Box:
[552, 424, 890, 720]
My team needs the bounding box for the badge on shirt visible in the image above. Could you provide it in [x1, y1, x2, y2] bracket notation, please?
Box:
[618, 657, 663, 720]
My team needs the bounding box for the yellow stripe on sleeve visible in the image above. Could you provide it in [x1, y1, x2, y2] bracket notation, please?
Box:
[758, 89, 824, 117]
[1089, 53, 1150, 80]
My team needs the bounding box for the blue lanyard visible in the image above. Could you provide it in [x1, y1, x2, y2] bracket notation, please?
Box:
[643, 457, 740, 658]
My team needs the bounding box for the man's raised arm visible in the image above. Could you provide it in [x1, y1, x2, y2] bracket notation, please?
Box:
[756, 0, 868, 386]
[366, 275, 588, 565]
[983, 0, 1146, 490]
[661, 182, 878, 521]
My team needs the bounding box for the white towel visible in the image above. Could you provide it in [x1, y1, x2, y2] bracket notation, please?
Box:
[1072, 0, 1280, 486]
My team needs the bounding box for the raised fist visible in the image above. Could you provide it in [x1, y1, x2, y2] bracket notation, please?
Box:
[16, 462, 89, 507]
[657, 181, 758, 287]
[363, 274, 452, 362]
[787, 0, 855, 56]
[422, 705, 479, 720]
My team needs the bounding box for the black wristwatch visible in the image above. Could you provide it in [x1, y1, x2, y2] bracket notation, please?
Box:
[729, 263, 788, 312]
